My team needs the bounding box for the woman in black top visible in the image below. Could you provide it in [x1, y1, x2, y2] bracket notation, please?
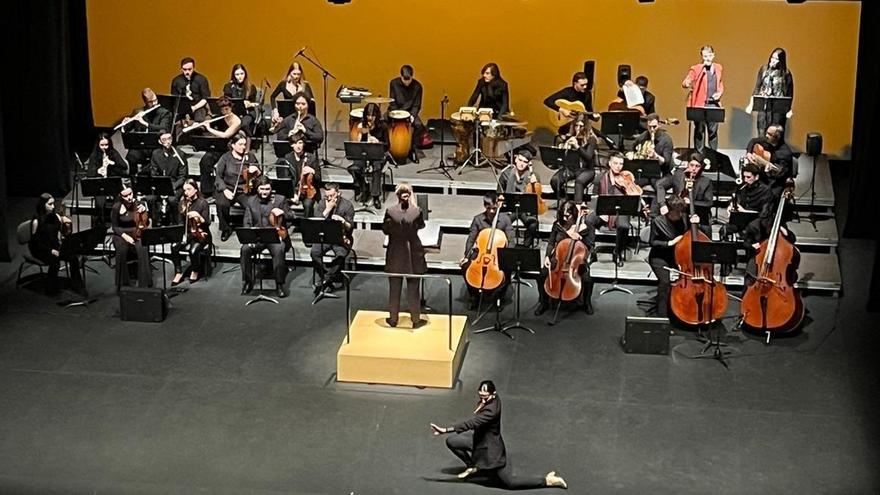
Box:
[279, 132, 322, 218]
[270, 62, 316, 127]
[747, 47, 794, 136]
[222, 63, 259, 135]
[87, 133, 128, 178]
[467, 63, 510, 117]
[535, 200, 595, 316]
[348, 102, 389, 208]
[111, 185, 152, 290]
[550, 114, 597, 205]
[647, 195, 699, 317]
[29, 194, 82, 294]
[170, 179, 212, 285]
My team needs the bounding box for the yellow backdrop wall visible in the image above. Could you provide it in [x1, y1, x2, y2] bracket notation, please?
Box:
[86, 0, 860, 157]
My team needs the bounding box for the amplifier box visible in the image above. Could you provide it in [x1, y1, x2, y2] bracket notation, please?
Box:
[622, 316, 670, 355]
[120, 287, 167, 322]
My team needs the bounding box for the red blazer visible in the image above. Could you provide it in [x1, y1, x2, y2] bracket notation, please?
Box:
[683, 62, 724, 108]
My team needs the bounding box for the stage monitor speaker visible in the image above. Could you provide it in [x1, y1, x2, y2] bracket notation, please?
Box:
[120, 287, 167, 322]
[583, 60, 595, 91]
[622, 316, 670, 355]
[617, 64, 632, 87]
[417, 193, 429, 221]
[806, 133, 823, 157]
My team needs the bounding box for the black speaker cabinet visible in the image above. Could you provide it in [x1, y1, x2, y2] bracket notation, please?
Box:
[617, 64, 632, 87]
[120, 287, 167, 322]
[583, 60, 596, 91]
[806, 133, 823, 157]
[622, 316, 670, 355]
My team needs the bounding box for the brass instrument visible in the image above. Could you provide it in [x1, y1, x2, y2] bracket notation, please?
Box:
[114, 104, 161, 131]
[181, 115, 227, 134]
[627, 135, 655, 160]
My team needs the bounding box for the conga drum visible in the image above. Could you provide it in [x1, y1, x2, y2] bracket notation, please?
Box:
[388, 110, 412, 163]
[349, 108, 364, 141]
[450, 112, 475, 165]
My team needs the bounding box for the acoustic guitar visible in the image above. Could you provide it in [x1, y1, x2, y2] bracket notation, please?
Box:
[547, 99, 599, 128]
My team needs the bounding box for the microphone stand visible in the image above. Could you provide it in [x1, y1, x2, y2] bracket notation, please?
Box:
[297, 49, 343, 170]
[417, 93, 453, 179]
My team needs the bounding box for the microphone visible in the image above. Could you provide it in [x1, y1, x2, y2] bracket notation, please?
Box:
[294, 46, 307, 58]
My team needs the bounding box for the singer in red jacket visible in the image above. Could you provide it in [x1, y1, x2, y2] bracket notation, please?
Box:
[682, 45, 724, 152]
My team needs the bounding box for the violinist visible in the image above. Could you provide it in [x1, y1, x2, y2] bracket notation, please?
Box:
[348, 102, 389, 209]
[122, 88, 172, 175]
[745, 124, 794, 199]
[654, 153, 713, 236]
[497, 150, 540, 248]
[29, 193, 82, 295]
[111, 184, 152, 291]
[143, 132, 188, 226]
[214, 132, 259, 242]
[647, 196, 699, 317]
[550, 114, 597, 205]
[585, 152, 633, 267]
[222, 63, 259, 136]
[467, 63, 510, 117]
[682, 45, 724, 152]
[197, 96, 242, 197]
[271, 91, 324, 152]
[278, 132, 321, 218]
[270, 62, 316, 124]
[170, 179, 211, 286]
[310, 183, 355, 296]
[240, 177, 296, 298]
[535, 201, 595, 316]
[460, 192, 515, 310]
[630, 113, 674, 176]
[543, 71, 594, 135]
[720, 162, 773, 241]
[170, 57, 211, 123]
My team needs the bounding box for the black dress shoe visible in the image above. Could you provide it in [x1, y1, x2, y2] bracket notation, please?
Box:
[385, 317, 398, 327]
[276, 286, 288, 298]
[412, 318, 428, 329]
[583, 300, 594, 315]
[241, 282, 253, 295]
[359, 190, 371, 204]
[410, 151, 420, 164]
[221, 230, 232, 242]
[372, 197, 382, 209]
[534, 302, 548, 316]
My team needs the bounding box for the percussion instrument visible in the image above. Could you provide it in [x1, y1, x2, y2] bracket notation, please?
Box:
[388, 110, 413, 163]
[348, 108, 364, 142]
[450, 111, 475, 164]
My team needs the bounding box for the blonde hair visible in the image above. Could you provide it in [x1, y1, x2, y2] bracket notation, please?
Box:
[395, 182, 416, 207]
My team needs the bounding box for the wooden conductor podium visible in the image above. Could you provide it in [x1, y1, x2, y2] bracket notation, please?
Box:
[336, 273, 468, 388]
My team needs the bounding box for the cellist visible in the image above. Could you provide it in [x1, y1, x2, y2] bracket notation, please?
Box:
[460, 192, 515, 310]
[647, 195, 699, 317]
[535, 200, 596, 316]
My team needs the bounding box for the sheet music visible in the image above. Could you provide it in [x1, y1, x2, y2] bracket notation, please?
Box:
[623, 84, 645, 107]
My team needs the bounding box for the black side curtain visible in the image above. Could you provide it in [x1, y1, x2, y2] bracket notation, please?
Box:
[0, 1, 94, 262]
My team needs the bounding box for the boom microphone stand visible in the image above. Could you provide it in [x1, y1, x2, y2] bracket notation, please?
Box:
[296, 48, 344, 170]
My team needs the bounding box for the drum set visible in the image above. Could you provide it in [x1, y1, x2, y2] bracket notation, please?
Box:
[450, 107, 528, 173]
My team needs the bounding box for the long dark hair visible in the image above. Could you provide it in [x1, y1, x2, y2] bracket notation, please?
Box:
[769, 47, 788, 73]
[481, 62, 502, 82]
[556, 200, 579, 225]
[35, 193, 54, 223]
[90, 132, 114, 158]
[179, 178, 202, 214]
[229, 63, 253, 99]
[363, 102, 383, 127]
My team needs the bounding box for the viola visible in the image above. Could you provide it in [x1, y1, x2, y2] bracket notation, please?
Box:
[241, 166, 261, 194]
[299, 171, 317, 201]
[524, 165, 547, 215]
[188, 215, 208, 242]
[465, 199, 507, 292]
[544, 207, 589, 302]
[613, 170, 650, 217]
[131, 202, 150, 241]
[269, 210, 288, 241]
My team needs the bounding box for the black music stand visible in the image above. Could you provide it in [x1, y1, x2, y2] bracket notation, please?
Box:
[272, 140, 292, 158]
[685, 107, 725, 150]
[157, 94, 188, 120]
[624, 158, 662, 252]
[276, 99, 295, 119]
[190, 136, 229, 153]
[80, 177, 124, 227]
[134, 175, 176, 232]
[700, 147, 736, 224]
[122, 132, 162, 151]
[752, 96, 792, 116]
[58, 226, 108, 308]
[728, 211, 759, 236]
[596, 195, 641, 296]
[235, 227, 283, 306]
[690, 241, 739, 369]
[344, 141, 387, 214]
[539, 146, 580, 171]
[300, 218, 345, 305]
[270, 178, 295, 198]
[206, 97, 246, 117]
[141, 225, 186, 302]
[500, 192, 538, 250]
[479, 247, 539, 339]
[418, 97, 454, 180]
[600, 111, 641, 150]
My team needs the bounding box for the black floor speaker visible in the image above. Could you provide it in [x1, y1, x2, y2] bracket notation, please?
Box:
[120, 287, 167, 322]
[622, 316, 670, 355]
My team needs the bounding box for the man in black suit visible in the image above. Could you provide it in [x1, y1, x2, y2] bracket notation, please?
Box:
[431, 380, 568, 489]
[655, 153, 714, 236]
[240, 177, 295, 298]
[310, 183, 355, 293]
[382, 182, 426, 328]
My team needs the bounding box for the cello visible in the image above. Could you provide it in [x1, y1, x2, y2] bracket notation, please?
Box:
[465, 197, 507, 293]
[668, 175, 728, 325]
[740, 187, 803, 336]
[544, 205, 589, 303]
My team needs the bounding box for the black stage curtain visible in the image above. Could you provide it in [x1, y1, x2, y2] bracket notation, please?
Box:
[0, 1, 94, 262]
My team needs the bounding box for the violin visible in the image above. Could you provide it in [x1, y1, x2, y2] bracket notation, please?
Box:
[269, 209, 288, 241]
[465, 198, 507, 292]
[187, 213, 208, 242]
[131, 201, 150, 241]
[241, 165, 261, 195]
[739, 187, 804, 335]
[668, 180, 728, 325]
[524, 165, 547, 215]
[299, 167, 317, 201]
[544, 206, 589, 302]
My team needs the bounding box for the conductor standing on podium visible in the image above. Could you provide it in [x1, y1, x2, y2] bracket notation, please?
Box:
[383, 182, 427, 329]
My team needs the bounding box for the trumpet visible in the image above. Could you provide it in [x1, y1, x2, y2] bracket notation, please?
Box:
[114, 104, 161, 131]
[182, 115, 226, 134]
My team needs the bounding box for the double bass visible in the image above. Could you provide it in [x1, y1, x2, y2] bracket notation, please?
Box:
[669, 175, 728, 325]
[465, 198, 507, 292]
[740, 188, 803, 336]
[544, 206, 589, 303]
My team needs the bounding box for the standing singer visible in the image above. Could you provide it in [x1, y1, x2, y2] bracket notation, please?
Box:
[682, 45, 724, 152]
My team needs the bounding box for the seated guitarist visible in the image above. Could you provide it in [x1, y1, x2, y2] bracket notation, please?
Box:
[543, 72, 597, 136]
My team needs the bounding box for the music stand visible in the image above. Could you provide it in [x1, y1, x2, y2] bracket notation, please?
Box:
[58, 226, 108, 308]
[752, 96, 791, 116]
[271, 178, 295, 198]
[728, 211, 759, 235]
[122, 132, 162, 151]
[596, 195, 641, 296]
[600, 111, 641, 150]
[344, 141, 387, 214]
[141, 225, 186, 302]
[272, 140, 292, 159]
[418, 97, 454, 180]
[300, 218, 346, 305]
[499, 192, 538, 250]
[700, 147, 736, 224]
[539, 146, 580, 172]
[80, 177, 124, 227]
[685, 106, 725, 150]
[276, 99, 295, 119]
[690, 241, 739, 369]
[190, 136, 229, 153]
[157, 94, 188, 120]
[206, 97, 246, 117]
[235, 227, 283, 306]
[495, 247, 540, 339]
[134, 175, 175, 232]
[624, 158, 662, 251]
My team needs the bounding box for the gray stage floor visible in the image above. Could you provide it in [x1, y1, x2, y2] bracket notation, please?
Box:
[1, 194, 878, 494]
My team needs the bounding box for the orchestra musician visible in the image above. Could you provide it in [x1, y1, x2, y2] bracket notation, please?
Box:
[143, 131, 188, 226]
[616, 75, 656, 118]
[550, 114, 597, 205]
[121, 88, 172, 176]
[240, 176, 296, 299]
[222, 63, 259, 136]
[743, 194, 797, 292]
[745, 123, 794, 199]
[170, 57, 211, 123]
[459, 192, 515, 310]
[543, 71, 594, 135]
[197, 96, 242, 196]
[682, 45, 724, 152]
[584, 152, 634, 267]
[277, 132, 322, 218]
[214, 132, 259, 242]
[654, 153, 714, 236]
[720, 162, 773, 241]
[389, 64, 425, 163]
[87, 133, 128, 179]
[496, 150, 540, 249]
[270, 62, 316, 126]
[647, 195, 700, 317]
[746, 48, 794, 136]
[110, 184, 152, 291]
[382, 182, 427, 329]
[29, 194, 82, 295]
[467, 63, 510, 117]
[535, 200, 595, 316]
[348, 102, 389, 209]
[170, 179, 211, 286]
[630, 113, 674, 176]
[310, 183, 355, 296]
[271, 91, 324, 153]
